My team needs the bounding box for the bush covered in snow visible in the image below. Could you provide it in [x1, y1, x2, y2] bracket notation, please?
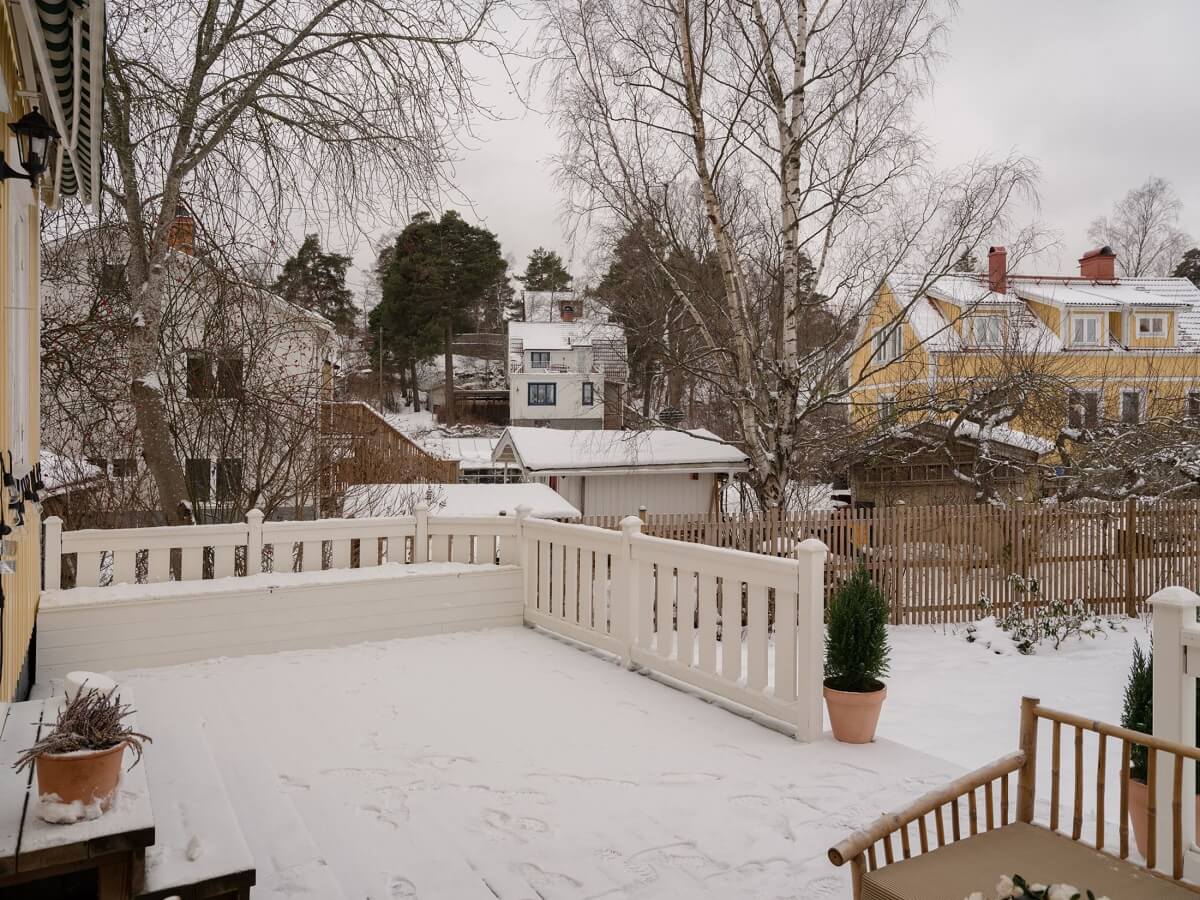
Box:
[965, 575, 1123, 656]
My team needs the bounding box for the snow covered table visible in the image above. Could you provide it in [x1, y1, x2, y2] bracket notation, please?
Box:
[0, 696, 154, 897]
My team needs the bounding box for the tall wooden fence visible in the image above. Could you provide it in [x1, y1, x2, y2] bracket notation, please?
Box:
[581, 500, 1200, 624]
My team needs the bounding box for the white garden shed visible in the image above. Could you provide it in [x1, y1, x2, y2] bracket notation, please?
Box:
[492, 427, 750, 517]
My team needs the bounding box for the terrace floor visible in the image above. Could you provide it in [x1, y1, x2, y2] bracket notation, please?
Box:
[110, 627, 958, 899]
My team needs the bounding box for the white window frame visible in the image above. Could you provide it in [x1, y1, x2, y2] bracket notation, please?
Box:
[970, 315, 1004, 347]
[1070, 314, 1103, 348]
[872, 326, 902, 363]
[878, 394, 896, 421]
[529, 350, 551, 369]
[1135, 314, 1167, 338]
[1119, 388, 1144, 425]
[1067, 389, 1102, 429]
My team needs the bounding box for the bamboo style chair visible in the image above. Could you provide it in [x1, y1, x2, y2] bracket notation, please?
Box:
[828, 697, 1200, 900]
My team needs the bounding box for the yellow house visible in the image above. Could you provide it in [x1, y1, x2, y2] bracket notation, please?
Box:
[851, 246, 1200, 455]
[0, 0, 104, 700]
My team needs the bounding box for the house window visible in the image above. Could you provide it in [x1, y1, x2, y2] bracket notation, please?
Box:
[216, 356, 244, 398]
[1067, 390, 1101, 429]
[528, 383, 557, 406]
[872, 326, 902, 363]
[878, 395, 896, 422]
[530, 351, 551, 369]
[216, 458, 243, 501]
[1120, 389, 1143, 425]
[970, 316, 1003, 346]
[582, 382, 594, 406]
[111, 458, 137, 479]
[186, 352, 212, 398]
[186, 458, 212, 502]
[1188, 390, 1200, 418]
[1070, 314, 1102, 347]
[1136, 314, 1167, 337]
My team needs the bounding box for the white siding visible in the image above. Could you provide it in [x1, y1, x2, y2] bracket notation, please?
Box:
[36, 566, 522, 680]
[532, 472, 718, 517]
[510, 372, 604, 427]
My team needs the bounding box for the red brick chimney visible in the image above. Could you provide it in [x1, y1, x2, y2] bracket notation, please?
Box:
[1079, 246, 1116, 281]
[167, 207, 195, 256]
[987, 246, 1007, 294]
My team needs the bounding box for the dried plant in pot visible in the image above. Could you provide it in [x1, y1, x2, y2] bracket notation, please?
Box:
[824, 565, 891, 743]
[14, 686, 151, 824]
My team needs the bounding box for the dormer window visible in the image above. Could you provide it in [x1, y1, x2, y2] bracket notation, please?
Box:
[1070, 314, 1102, 347]
[1136, 314, 1167, 337]
[872, 326, 902, 363]
[970, 315, 1003, 347]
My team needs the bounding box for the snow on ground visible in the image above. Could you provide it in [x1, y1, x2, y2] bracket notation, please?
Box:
[108, 616, 1149, 898]
[119, 628, 956, 899]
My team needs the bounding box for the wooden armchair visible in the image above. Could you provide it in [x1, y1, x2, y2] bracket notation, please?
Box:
[828, 696, 1200, 900]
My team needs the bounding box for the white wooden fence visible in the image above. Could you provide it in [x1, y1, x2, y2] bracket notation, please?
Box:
[43, 507, 827, 741]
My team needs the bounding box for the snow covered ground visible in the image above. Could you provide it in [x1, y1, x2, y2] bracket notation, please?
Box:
[108, 617, 1149, 898]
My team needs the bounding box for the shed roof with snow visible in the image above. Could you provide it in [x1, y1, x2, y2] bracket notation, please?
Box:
[343, 482, 580, 520]
[493, 427, 750, 475]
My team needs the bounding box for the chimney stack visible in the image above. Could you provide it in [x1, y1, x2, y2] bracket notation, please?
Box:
[167, 207, 195, 256]
[1079, 246, 1116, 281]
[987, 246, 1007, 294]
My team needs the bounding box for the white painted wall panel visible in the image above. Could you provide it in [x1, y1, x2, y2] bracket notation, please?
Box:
[36, 566, 522, 682]
[532, 473, 717, 517]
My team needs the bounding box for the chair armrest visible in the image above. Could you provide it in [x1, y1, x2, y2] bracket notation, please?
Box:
[828, 751, 1026, 867]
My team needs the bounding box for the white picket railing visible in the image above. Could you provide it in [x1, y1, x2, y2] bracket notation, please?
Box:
[43, 506, 826, 741]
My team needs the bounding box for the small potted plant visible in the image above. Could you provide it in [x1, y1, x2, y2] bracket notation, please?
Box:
[824, 564, 890, 743]
[14, 686, 151, 824]
[1121, 640, 1200, 857]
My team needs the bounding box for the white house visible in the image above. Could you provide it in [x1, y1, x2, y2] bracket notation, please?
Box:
[508, 293, 627, 429]
[492, 427, 750, 517]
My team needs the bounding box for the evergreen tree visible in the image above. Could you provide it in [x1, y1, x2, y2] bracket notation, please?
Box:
[953, 248, 980, 273]
[272, 234, 358, 333]
[516, 247, 572, 292]
[373, 211, 506, 424]
[1173, 248, 1200, 288]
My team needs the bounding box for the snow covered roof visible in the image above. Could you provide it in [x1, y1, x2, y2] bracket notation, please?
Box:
[508, 321, 626, 352]
[494, 427, 750, 474]
[38, 451, 102, 496]
[419, 437, 502, 467]
[896, 420, 1053, 457]
[343, 483, 580, 519]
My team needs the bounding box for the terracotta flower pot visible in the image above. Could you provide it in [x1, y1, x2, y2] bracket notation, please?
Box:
[35, 742, 126, 824]
[824, 681, 887, 743]
[1128, 777, 1200, 859]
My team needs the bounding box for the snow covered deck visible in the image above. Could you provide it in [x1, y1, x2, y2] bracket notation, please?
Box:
[114, 628, 956, 899]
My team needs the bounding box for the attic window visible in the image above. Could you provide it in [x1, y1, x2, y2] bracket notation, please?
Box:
[1136, 314, 1167, 337]
[1070, 314, 1102, 347]
[970, 316, 1003, 347]
[872, 326, 902, 363]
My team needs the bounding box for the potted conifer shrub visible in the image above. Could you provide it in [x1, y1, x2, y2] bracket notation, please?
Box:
[824, 564, 890, 743]
[14, 686, 151, 824]
[1122, 640, 1200, 857]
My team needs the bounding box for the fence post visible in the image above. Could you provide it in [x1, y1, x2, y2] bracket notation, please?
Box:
[1151, 586, 1200, 862]
[245, 508, 264, 576]
[1125, 497, 1139, 618]
[414, 503, 429, 563]
[795, 537, 827, 742]
[43, 515, 63, 591]
[1016, 696, 1040, 823]
[515, 505, 532, 621]
[616, 515, 643, 669]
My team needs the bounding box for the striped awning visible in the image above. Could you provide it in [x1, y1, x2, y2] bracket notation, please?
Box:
[18, 0, 104, 206]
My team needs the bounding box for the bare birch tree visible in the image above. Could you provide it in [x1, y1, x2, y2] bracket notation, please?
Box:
[1088, 177, 1192, 277]
[539, 0, 1037, 508]
[101, 0, 509, 522]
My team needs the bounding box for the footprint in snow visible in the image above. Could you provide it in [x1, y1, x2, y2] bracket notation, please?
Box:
[655, 771, 723, 784]
[482, 808, 550, 839]
[518, 862, 582, 892]
[389, 875, 418, 897]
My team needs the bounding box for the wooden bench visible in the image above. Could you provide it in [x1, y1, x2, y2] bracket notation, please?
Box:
[829, 696, 1200, 899]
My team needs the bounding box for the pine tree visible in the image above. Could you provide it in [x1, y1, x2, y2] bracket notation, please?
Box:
[1173, 248, 1200, 288]
[271, 234, 358, 333]
[516, 247, 572, 292]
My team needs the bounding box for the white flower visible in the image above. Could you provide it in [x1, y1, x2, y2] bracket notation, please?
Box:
[995, 875, 1015, 897]
[1047, 885, 1078, 900]
[963, 893, 984, 900]
[1029, 887, 1046, 895]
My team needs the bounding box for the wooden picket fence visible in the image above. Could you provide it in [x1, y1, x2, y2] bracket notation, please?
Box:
[580, 499, 1200, 624]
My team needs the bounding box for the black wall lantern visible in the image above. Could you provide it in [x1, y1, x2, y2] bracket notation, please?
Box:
[0, 107, 59, 186]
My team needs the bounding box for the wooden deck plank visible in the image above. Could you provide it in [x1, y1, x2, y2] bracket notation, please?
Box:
[0, 700, 43, 875]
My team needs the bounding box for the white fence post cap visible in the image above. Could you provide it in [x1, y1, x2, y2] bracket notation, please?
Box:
[246, 508, 264, 521]
[1149, 586, 1200, 609]
[515, 504, 532, 519]
[620, 515, 642, 533]
[796, 537, 827, 555]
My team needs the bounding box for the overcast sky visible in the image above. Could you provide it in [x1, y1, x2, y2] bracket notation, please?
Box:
[347, 0, 1200, 296]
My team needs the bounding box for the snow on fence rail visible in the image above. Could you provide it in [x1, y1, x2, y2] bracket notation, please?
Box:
[43, 507, 828, 741]
[44, 506, 520, 589]
[522, 514, 827, 740]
